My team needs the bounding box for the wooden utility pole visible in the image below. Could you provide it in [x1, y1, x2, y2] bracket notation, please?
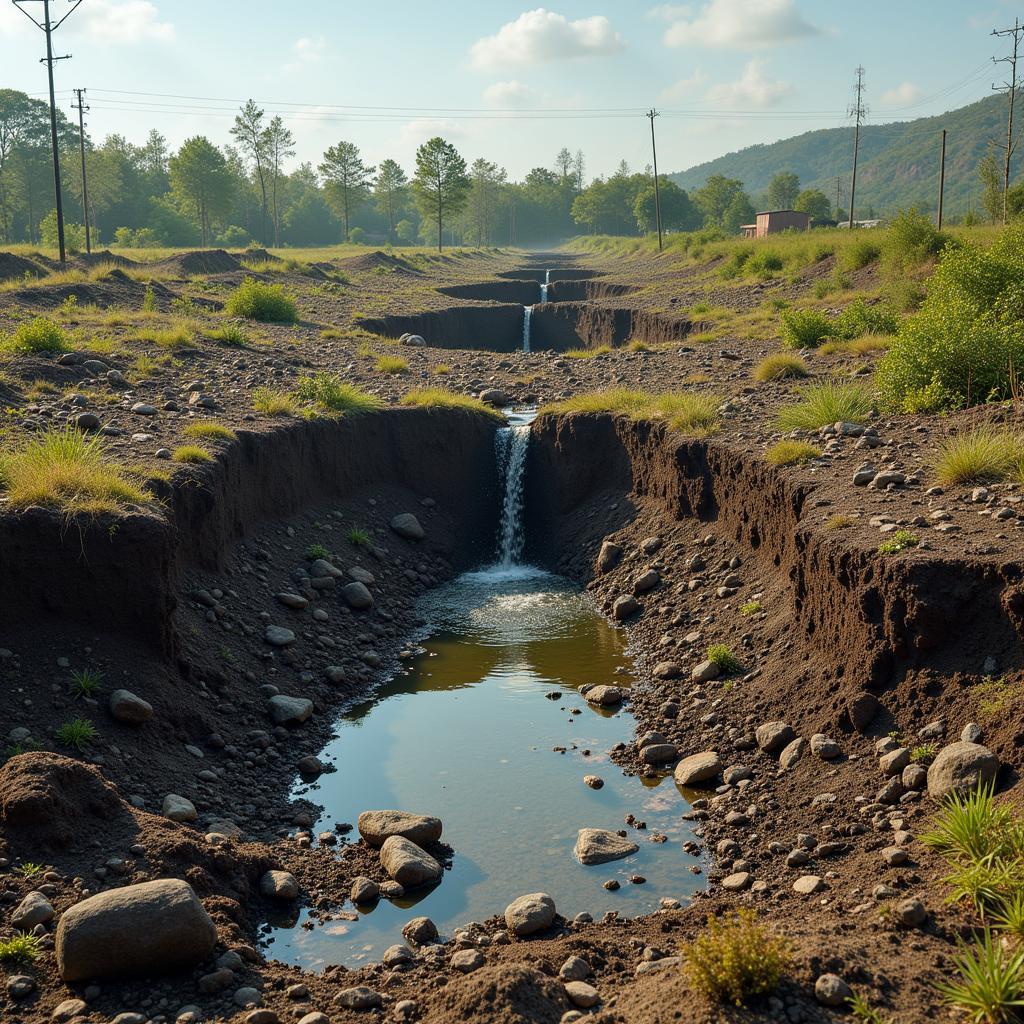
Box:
[937, 129, 947, 229]
[848, 66, 867, 230]
[835, 176, 842, 220]
[647, 108, 663, 251]
[72, 87, 90, 254]
[992, 18, 1022, 225]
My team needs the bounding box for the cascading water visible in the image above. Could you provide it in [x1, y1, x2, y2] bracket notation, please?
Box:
[521, 304, 532, 353]
[494, 410, 533, 566]
[540, 268, 550, 303]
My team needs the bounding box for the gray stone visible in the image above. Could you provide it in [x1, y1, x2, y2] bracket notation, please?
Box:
[267, 694, 313, 726]
[56, 879, 216, 981]
[612, 595, 639, 620]
[691, 659, 720, 683]
[264, 625, 295, 647]
[583, 684, 622, 706]
[479, 388, 509, 407]
[961, 722, 984, 744]
[390, 513, 425, 540]
[756, 721, 795, 752]
[450, 948, 485, 973]
[896, 897, 927, 926]
[810, 734, 841, 759]
[565, 982, 600, 1009]
[815, 974, 852, 1007]
[674, 751, 722, 786]
[574, 828, 639, 865]
[880, 747, 911, 777]
[596, 541, 623, 574]
[310, 558, 342, 579]
[652, 661, 682, 680]
[641, 742, 678, 765]
[334, 987, 382, 1010]
[342, 581, 374, 609]
[902, 763, 928, 791]
[162, 794, 197, 822]
[402, 916, 438, 944]
[559, 955, 591, 981]
[927, 742, 999, 800]
[358, 810, 442, 848]
[779, 737, 806, 769]
[848, 693, 880, 732]
[380, 835, 442, 887]
[259, 870, 299, 900]
[109, 689, 153, 724]
[504, 892, 556, 936]
[722, 871, 753, 891]
[12, 891, 54, 929]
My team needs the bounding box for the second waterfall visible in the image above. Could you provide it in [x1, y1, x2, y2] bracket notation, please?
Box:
[494, 411, 532, 567]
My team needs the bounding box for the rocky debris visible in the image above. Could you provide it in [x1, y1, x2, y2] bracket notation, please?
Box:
[334, 987, 382, 1010]
[504, 892, 556, 936]
[108, 689, 153, 724]
[390, 513, 425, 540]
[451, 948, 486, 973]
[479, 388, 509, 407]
[341, 581, 374, 609]
[267, 694, 313, 726]
[565, 981, 600, 1008]
[810, 734, 841, 759]
[793, 875, 825, 895]
[815, 974, 852, 1007]
[633, 568, 660, 595]
[640, 742, 678, 764]
[162, 793, 197, 822]
[779, 737, 806, 769]
[264, 625, 295, 647]
[690, 659, 720, 683]
[402, 916, 438, 945]
[380, 835, 443, 887]
[259, 870, 299, 900]
[56, 879, 216, 981]
[574, 828, 639, 865]
[358, 809, 443, 848]
[674, 751, 722, 786]
[722, 872, 753, 891]
[612, 595, 639, 620]
[927, 741, 999, 800]
[896, 897, 927, 926]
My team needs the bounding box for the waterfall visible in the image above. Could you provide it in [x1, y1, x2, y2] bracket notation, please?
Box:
[521, 305, 532, 353]
[494, 415, 532, 567]
[540, 269, 550, 303]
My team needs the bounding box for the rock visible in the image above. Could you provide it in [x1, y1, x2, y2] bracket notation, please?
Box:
[574, 828, 639, 865]
[793, 875, 825, 894]
[691, 659, 720, 683]
[73, 412, 101, 432]
[564, 982, 600, 1009]
[756, 721, 795, 752]
[962, 722, 984, 744]
[779, 737, 806, 769]
[6, 974, 36, 999]
[810, 734, 841, 759]
[880, 747, 911, 777]
[259, 870, 299, 900]
[451, 948, 485, 973]
[298, 1015, 330, 1024]
[722, 872, 753, 891]
[390, 514, 425, 541]
[641, 742, 678, 765]
[108, 689, 153, 724]
[815, 974, 852, 1007]
[235, 987, 262, 1008]
[896, 897, 927, 926]
[596, 541, 623, 573]
[479, 389, 509, 407]
[674, 751, 722, 786]
[334, 987, 382, 1010]
[56, 879, 216, 981]
[927, 742, 999, 800]
[504, 892, 556, 936]
[848, 693, 880, 732]
[131, 402, 157, 415]
[583, 685, 622, 707]
[652, 661, 682, 680]
[267, 694, 313, 726]
[310, 558, 342, 579]
[12, 890, 54, 929]
[52, 999, 89, 1021]
[297, 755, 326, 775]
[380, 835, 442, 887]
[276, 592, 309, 610]
[882, 846, 909, 866]
[358, 810, 442, 848]
[402, 916, 438, 945]
[633, 568, 660, 594]
[264, 625, 295, 647]
[902, 763, 928, 791]
[384, 944, 415, 967]
[559, 955, 590, 981]
[584, 775, 603, 789]
[612, 595, 639, 620]
[341, 582, 374, 609]
[162, 793, 197, 822]
[350, 876, 379, 904]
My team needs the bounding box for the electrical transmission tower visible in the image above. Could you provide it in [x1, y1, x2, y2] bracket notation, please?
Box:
[992, 17, 1022, 225]
[11, 0, 84, 263]
[847, 66, 867, 230]
[72, 87, 90, 254]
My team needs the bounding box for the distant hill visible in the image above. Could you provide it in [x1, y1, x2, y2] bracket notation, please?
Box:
[670, 94, 1012, 218]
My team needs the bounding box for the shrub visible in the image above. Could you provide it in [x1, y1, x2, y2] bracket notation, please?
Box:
[834, 299, 899, 339]
[305, 543, 331, 560]
[933, 429, 1021, 486]
[0, 429, 150, 515]
[400, 388, 503, 419]
[936, 930, 1024, 1024]
[740, 600, 763, 616]
[681, 909, 791, 1005]
[172, 445, 213, 464]
[374, 354, 409, 374]
[183, 422, 237, 442]
[746, 249, 784, 277]
[766, 439, 821, 466]
[776, 383, 872, 431]
[878, 530, 919, 555]
[225, 278, 298, 323]
[296, 374, 381, 415]
[4, 316, 68, 354]
[780, 308, 832, 349]
[347, 527, 371, 547]
[754, 353, 808, 381]
[69, 668, 101, 698]
[0, 932, 41, 965]
[707, 644, 742, 674]
[252, 387, 298, 416]
[57, 717, 97, 751]
[882, 207, 952, 276]
[841, 237, 881, 272]
[208, 324, 248, 346]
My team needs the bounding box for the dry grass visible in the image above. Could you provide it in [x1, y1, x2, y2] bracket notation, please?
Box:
[400, 388, 504, 419]
[542, 388, 720, 436]
[765, 439, 821, 466]
[374, 354, 409, 374]
[754, 353, 809, 382]
[932, 428, 1023, 486]
[252, 388, 299, 416]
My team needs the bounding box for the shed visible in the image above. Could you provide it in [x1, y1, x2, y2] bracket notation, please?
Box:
[747, 210, 810, 237]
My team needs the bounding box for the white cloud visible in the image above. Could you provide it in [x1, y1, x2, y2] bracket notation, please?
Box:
[283, 35, 328, 74]
[469, 9, 624, 69]
[663, 0, 818, 49]
[880, 81, 925, 107]
[398, 118, 469, 148]
[78, 1, 174, 42]
[646, 4, 693, 19]
[660, 67, 709, 102]
[706, 59, 792, 107]
[483, 80, 537, 108]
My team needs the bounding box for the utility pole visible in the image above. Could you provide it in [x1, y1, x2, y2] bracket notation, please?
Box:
[12, 0, 83, 264]
[937, 129, 947, 229]
[835, 176, 842, 220]
[847, 66, 867, 230]
[647, 108, 663, 251]
[992, 17, 1022, 225]
[72, 87, 90, 254]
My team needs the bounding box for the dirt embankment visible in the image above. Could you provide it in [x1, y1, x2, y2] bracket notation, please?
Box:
[529, 305, 693, 351]
[355, 305, 526, 351]
[544, 280, 635, 303]
[437, 281, 540, 305]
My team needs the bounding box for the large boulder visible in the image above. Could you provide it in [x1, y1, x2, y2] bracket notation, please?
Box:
[56, 879, 216, 981]
[504, 893, 556, 936]
[357, 810, 442, 849]
[390, 513, 425, 541]
[108, 690, 153, 725]
[596, 541, 622, 574]
[341, 582, 374, 610]
[927, 742, 999, 800]
[379, 835, 442, 887]
[574, 829, 638, 866]
[267, 694, 313, 726]
[756, 721, 795, 753]
[674, 751, 722, 787]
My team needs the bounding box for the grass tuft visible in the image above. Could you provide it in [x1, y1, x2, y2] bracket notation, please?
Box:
[936, 929, 1024, 1024]
[776, 382, 872, 431]
[400, 388, 504, 419]
[765, 440, 821, 466]
[183, 422, 236, 442]
[707, 643, 742, 674]
[225, 278, 299, 322]
[57, 717, 97, 751]
[542, 389, 720, 437]
[347, 527, 371, 547]
[933, 429, 1021, 487]
[69, 668, 102, 698]
[252, 387, 298, 416]
[296, 373, 382, 415]
[374, 354, 409, 374]
[0, 932, 42, 965]
[754, 353, 809, 381]
[172, 445, 213, 464]
[878, 529, 919, 555]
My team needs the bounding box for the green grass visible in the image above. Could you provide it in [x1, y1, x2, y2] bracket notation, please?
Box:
[2, 316, 68, 354]
[183, 422, 237, 442]
[681, 909, 791, 1006]
[753, 353, 809, 381]
[374, 354, 408, 374]
[252, 387, 298, 416]
[740, 600, 763, 616]
[347, 527, 371, 547]
[14, 862, 44, 878]
[847, 991, 893, 1024]
[542, 388, 720, 437]
[430, 363, 452, 375]
[133, 322, 195, 350]
[225, 278, 299, 323]
[765, 440, 821, 466]
[776, 383, 873, 431]
[972, 677, 1020, 719]
[936, 930, 1024, 1024]
[296, 373, 382, 415]
[400, 388, 504, 419]
[780, 308, 833, 349]
[878, 530, 919, 555]
[207, 324, 249, 347]
[933, 429, 1021, 487]
[707, 643, 742, 674]
[0, 428, 151, 515]
[564, 345, 612, 358]
[910, 742, 939, 764]
[0, 933, 42, 965]
[69, 668, 102, 698]
[922, 785, 1013, 864]
[305, 543, 332, 560]
[172, 445, 213, 464]
[57, 717, 97, 751]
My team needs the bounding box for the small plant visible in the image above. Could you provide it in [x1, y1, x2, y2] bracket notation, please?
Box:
[0, 932, 42, 965]
[15, 861, 43, 878]
[296, 373, 381, 415]
[936, 929, 1024, 1024]
[252, 387, 298, 416]
[431, 363, 451, 375]
[347, 528, 370, 547]
[564, 345, 612, 359]
[707, 644, 742, 675]
[141, 284, 157, 314]
[921, 784, 1011, 864]
[910, 742, 938, 764]
[841, 237, 882, 272]
[69, 668, 102, 698]
[933, 429, 1021, 487]
[208, 324, 248, 346]
[172, 445, 213, 464]
[225, 278, 298, 322]
[753, 353, 808, 381]
[826, 513, 853, 529]
[374, 354, 408, 374]
[848, 991, 893, 1024]
[134, 323, 195, 350]
[4, 316, 68, 354]
[320, 327, 343, 339]
[878, 530, 919, 555]
[400, 388, 504, 419]
[765, 439, 821, 467]
[57, 717, 97, 751]
[183, 422, 237, 442]
[780, 308, 832, 349]
[972, 676, 1020, 719]
[776, 382, 872, 431]
[305, 543, 332, 560]
[681, 909, 791, 1005]
[740, 600, 762, 616]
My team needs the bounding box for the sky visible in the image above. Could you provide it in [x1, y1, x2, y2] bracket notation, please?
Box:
[0, 0, 1016, 182]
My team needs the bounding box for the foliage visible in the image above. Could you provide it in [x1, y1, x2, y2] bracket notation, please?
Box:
[754, 353, 808, 381]
[412, 137, 470, 251]
[400, 388, 504, 418]
[168, 136, 234, 246]
[172, 445, 213, 464]
[225, 278, 298, 323]
[320, 141, 376, 240]
[740, 600, 763, 616]
[780, 308, 833, 349]
[681, 910, 791, 1005]
[207, 324, 248, 347]
[57, 717, 97, 751]
[707, 644, 742, 674]
[794, 188, 831, 221]
[633, 178, 700, 233]
[776, 383, 872, 430]
[3, 316, 68, 354]
[766, 171, 801, 211]
[936, 930, 1024, 1024]
[183, 422, 237, 441]
[0, 932, 41, 965]
[932, 429, 1022, 486]
[305, 543, 331, 560]
[374, 354, 408, 374]
[252, 387, 298, 416]
[878, 530, 919, 555]
[69, 668, 102, 698]
[347, 528, 371, 547]
[765, 440, 821, 466]
[881, 207, 952, 275]
[296, 373, 382, 415]
[542, 389, 720, 436]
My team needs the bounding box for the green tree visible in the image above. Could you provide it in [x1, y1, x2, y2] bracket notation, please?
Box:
[230, 99, 270, 242]
[395, 218, 415, 244]
[265, 116, 295, 247]
[169, 136, 234, 245]
[723, 192, 756, 234]
[980, 149, 1004, 224]
[794, 188, 832, 222]
[466, 157, 507, 245]
[412, 137, 470, 252]
[633, 178, 700, 233]
[766, 171, 800, 210]
[555, 147, 574, 182]
[283, 189, 339, 246]
[374, 158, 408, 244]
[320, 140, 375, 241]
[694, 175, 749, 228]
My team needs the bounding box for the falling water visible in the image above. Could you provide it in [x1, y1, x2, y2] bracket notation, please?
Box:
[521, 305, 532, 353]
[540, 268, 550, 303]
[494, 412, 533, 566]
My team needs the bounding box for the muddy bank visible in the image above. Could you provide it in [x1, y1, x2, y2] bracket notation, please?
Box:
[544, 280, 635, 302]
[530, 304, 693, 351]
[496, 268, 600, 283]
[437, 281, 540, 304]
[355, 305, 524, 351]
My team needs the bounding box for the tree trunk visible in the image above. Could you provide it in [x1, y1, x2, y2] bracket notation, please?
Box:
[437, 198, 442, 253]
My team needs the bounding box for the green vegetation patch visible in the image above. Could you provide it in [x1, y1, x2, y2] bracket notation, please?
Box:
[542, 388, 720, 437]
[225, 278, 299, 323]
[776, 382, 872, 431]
[400, 388, 504, 419]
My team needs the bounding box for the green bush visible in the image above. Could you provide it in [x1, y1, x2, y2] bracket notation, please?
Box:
[746, 249, 784, 277]
[834, 298, 899, 339]
[225, 278, 298, 323]
[875, 225, 1024, 411]
[780, 308, 832, 349]
[840, 237, 881, 272]
[881, 207, 953, 276]
[4, 316, 68, 354]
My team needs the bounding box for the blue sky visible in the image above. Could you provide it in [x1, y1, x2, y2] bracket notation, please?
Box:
[0, 1, 1014, 180]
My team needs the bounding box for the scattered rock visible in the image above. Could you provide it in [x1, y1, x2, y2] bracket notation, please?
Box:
[380, 835, 443, 887]
[390, 513, 425, 541]
[267, 694, 313, 726]
[504, 892, 556, 936]
[358, 809, 443, 848]
[574, 828, 639, 865]
[756, 721, 795, 752]
[259, 870, 299, 900]
[927, 742, 999, 800]
[108, 689, 153, 724]
[674, 751, 722, 786]
[815, 974, 852, 1007]
[596, 541, 623, 573]
[162, 794, 197, 822]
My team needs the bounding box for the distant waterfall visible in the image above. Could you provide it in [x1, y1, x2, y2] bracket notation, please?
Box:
[540, 269, 550, 303]
[522, 305, 532, 353]
[495, 416, 532, 566]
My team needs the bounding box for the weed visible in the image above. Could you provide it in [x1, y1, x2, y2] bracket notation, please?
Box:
[766, 440, 821, 466]
[564, 345, 612, 359]
[57, 717, 97, 751]
[922, 785, 1012, 866]
[375, 354, 409, 374]
[911, 742, 938, 764]
[400, 388, 503, 419]
[134, 323, 194, 350]
[141, 284, 157, 313]
[740, 600, 763, 616]
[707, 644, 742, 675]
[207, 324, 248, 347]
[252, 387, 298, 416]
[882, 207, 951, 276]
[183, 422, 236, 442]
[847, 991, 892, 1024]
[841, 238, 882, 272]
[754, 353, 808, 381]
[826, 514, 853, 529]
[296, 373, 381, 415]
[972, 677, 1019, 719]
[69, 668, 102, 698]
[172, 445, 213, 464]
[14, 862, 43, 878]
[933, 429, 1021, 486]
[542, 389, 719, 437]
[305, 543, 332, 560]
[0, 932, 41, 965]
[3, 316, 68, 354]
[225, 278, 299, 323]
[776, 383, 872, 431]
[878, 530, 919, 555]
[936, 929, 1024, 1024]
[347, 528, 371, 547]
[430, 363, 451, 375]
[780, 308, 832, 349]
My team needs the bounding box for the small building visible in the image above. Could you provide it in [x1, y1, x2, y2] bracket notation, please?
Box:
[740, 209, 811, 238]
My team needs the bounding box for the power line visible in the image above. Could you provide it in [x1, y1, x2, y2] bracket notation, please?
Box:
[992, 16, 1022, 224]
[848, 66, 867, 229]
[72, 86, 90, 254]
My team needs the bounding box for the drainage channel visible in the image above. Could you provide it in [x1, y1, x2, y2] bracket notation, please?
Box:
[265, 410, 703, 969]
